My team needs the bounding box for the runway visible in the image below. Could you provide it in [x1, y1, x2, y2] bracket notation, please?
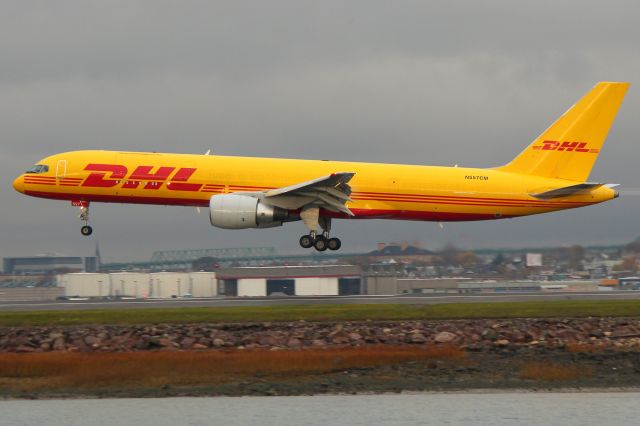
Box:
[1, 291, 640, 312]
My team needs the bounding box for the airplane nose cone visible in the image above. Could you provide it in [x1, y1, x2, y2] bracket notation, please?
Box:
[13, 175, 25, 193]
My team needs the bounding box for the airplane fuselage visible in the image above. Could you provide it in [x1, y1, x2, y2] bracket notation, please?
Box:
[13, 150, 616, 221]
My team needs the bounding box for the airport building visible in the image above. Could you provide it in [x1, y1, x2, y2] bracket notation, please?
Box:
[58, 272, 218, 298]
[3, 255, 99, 274]
[55, 266, 362, 298]
[45, 268, 608, 300]
[216, 265, 362, 296]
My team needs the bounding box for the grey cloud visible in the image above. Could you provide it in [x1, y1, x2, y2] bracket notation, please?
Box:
[1, 1, 639, 262]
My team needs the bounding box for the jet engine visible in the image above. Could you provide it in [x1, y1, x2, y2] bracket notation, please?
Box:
[209, 194, 289, 229]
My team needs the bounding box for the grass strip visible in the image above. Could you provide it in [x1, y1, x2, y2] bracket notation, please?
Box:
[0, 300, 639, 327]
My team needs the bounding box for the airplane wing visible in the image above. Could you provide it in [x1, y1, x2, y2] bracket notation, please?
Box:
[261, 172, 356, 215]
[531, 182, 604, 200]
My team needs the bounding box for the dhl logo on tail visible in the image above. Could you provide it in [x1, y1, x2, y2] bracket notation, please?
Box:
[532, 141, 599, 153]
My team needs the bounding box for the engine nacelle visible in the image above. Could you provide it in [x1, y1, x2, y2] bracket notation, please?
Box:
[209, 194, 289, 229]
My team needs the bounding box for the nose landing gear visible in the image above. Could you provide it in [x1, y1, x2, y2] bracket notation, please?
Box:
[73, 200, 93, 236]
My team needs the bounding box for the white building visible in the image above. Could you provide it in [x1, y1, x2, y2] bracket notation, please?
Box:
[149, 272, 190, 298]
[108, 272, 150, 298]
[57, 271, 218, 298]
[189, 272, 218, 297]
[58, 273, 111, 297]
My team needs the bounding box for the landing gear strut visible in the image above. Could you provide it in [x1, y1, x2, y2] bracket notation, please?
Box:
[298, 208, 342, 251]
[75, 201, 93, 236]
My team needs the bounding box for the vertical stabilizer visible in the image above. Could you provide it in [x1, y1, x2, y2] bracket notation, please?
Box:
[498, 82, 629, 182]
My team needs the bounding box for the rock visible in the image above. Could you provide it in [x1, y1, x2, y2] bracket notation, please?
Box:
[311, 339, 326, 347]
[52, 338, 66, 351]
[258, 336, 278, 346]
[192, 343, 208, 350]
[494, 339, 510, 347]
[589, 329, 604, 338]
[434, 331, 456, 343]
[198, 338, 212, 346]
[287, 338, 302, 348]
[511, 332, 526, 343]
[482, 329, 498, 341]
[410, 333, 427, 343]
[348, 333, 363, 342]
[331, 333, 350, 344]
[180, 337, 196, 349]
[213, 338, 225, 347]
[84, 335, 101, 346]
[16, 345, 36, 353]
[382, 328, 392, 334]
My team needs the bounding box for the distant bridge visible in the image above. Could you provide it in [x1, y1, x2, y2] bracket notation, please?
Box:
[150, 247, 278, 263]
[102, 247, 364, 272]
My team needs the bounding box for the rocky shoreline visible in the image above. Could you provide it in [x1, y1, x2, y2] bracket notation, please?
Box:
[3, 317, 640, 353]
[3, 317, 640, 398]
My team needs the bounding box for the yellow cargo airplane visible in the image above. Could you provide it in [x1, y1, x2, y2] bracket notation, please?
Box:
[13, 82, 629, 251]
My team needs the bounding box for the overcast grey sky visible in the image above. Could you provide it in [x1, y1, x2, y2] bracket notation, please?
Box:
[2, 1, 639, 262]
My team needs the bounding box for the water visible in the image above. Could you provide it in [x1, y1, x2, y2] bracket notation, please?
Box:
[1, 392, 638, 426]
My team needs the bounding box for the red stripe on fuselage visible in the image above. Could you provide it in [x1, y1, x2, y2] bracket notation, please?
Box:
[352, 191, 587, 206]
[23, 190, 521, 221]
[351, 196, 590, 208]
[24, 190, 209, 207]
[327, 209, 513, 221]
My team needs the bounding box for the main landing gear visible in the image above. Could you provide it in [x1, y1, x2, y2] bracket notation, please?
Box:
[299, 233, 342, 252]
[74, 200, 93, 236]
[298, 208, 341, 251]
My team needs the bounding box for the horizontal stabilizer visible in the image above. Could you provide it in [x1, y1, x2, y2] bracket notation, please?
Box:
[531, 182, 604, 200]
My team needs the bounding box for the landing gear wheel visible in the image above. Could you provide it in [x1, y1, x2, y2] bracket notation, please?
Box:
[299, 235, 314, 249]
[328, 237, 341, 251]
[314, 235, 328, 252]
[80, 225, 93, 236]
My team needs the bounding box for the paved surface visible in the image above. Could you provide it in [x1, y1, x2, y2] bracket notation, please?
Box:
[1, 291, 640, 312]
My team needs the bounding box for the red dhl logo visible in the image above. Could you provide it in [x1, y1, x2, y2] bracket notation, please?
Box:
[532, 140, 599, 153]
[82, 164, 202, 192]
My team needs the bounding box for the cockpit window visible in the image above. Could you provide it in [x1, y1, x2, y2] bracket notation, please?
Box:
[25, 164, 49, 174]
